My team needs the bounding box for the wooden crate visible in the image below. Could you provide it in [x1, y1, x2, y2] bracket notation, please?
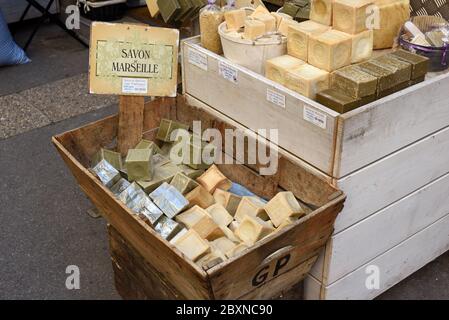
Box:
[181, 36, 449, 179]
[52, 96, 345, 300]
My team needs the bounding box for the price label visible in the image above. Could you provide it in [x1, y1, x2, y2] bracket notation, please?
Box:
[218, 61, 238, 84]
[303, 106, 327, 129]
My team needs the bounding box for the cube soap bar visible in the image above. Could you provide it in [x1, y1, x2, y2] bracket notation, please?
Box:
[197, 165, 232, 194]
[271, 12, 292, 30]
[92, 149, 123, 171]
[287, 20, 330, 61]
[355, 61, 398, 92]
[192, 215, 225, 241]
[351, 29, 373, 63]
[264, 192, 305, 227]
[210, 237, 237, 256]
[277, 18, 298, 37]
[333, 0, 373, 34]
[234, 196, 269, 222]
[157, 0, 181, 23]
[170, 172, 199, 195]
[173, 229, 211, 261]
[225, 243, 248, 258]
[175, 205, 208, 228]
[156, 119, 189, 142]
[250, 5, 270, 18]
[316, 88, 361, 114]
[243, 20, 266, 40]
[224, 9, 246, 31]
[92, 159, 121, 188]
[331, 66, 378, 99]
[235, 215, 275, 245]
[377, 81, 410, 99]
[137, 197, 164, 226]
[206, 203, 233, 226]
[213, 188, 242, 215]
[135, 139, 161, 154]
[255, 14, 276, 33]
[118, 182, 146, 205]
[169, 228, 188, 245]
[390, 49, 429, 80]
[186, 185, 216, 209]
[110, 178, 131, 197]
[219, 225, 240, 243]
[285, 64, 330, 100]
[308, 30, 353, 72]
[310, 0, 333, 26]
[137, 162, 180, 193]
[265, 55, 305, 86]
[149, 182, 189, 218]
[372, 55, 412, 84]
[179, 164, 204, 180]
[146, 0, 160, 17]
[373, 0, 410, 49]
[125, 148, 154, 182]
[154, 215, 183, 240]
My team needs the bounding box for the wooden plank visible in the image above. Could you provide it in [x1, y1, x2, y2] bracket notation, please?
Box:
[335, 72, 449, 178]
[118, 96, 145, 156]
[333, 125, 449, 233]
[182, 37, 339, 176]
[303, 274, 323, 300]
[322, 172, 449, 285]
[322, 212, 449, 300]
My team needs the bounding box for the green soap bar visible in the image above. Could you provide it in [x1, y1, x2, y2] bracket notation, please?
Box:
[316, 89, 361, 114]
[359, 93, 376, 106]
[92, 148, 122, 171]
[182, 140, 215, 170]
[355, 61, 398, 92]
[137, 161, 181, 193]
[157, 0, 181, 23]
[125, 148, 154, 182]
[135, 139, 162, 154]
[295, 6, 310, 22]
[390, 50, 429, 80]
[377, 81, 410, 99]
[178, 164, 205, 180]
[174, 0, 194, 22]
[153, 153, 171, 168]
[372, 55, 412, 83]
[331, 66, 378, 99]
[170, 172, 199, 194]
[156, 118, 190, 142]
[282, 3, 300, 17]
[410, 75, 425, 86]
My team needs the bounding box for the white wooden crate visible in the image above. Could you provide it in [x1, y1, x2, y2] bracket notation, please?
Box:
[181, 36, 449, 179]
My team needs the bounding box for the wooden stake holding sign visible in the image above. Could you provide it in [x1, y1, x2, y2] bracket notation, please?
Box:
[89, 22, 180, 155]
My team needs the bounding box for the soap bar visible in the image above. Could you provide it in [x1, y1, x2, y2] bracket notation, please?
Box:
[285, 63, 330, 100]
[135, 139, 161, 154]
[288, 20, 330, 61]
[224, 9, 246, 31]
[173, 229, 211, 261]
[174, 0, 194, 22]
[372, 55, 412, 84]
[225, 243, 248, 258]
[110, 178, 131, 197]
[333, 0, 373, 34]
[125, 148, 154, 182]
[92, 149, 122, 171]
[265, 55, 305, 86]
[197, 164, 232, 194]
[92, 159, 121, 188]
[118, 182, 146, 206]
[355, 61, 398, 92]
[282, 2, 300, 18]
[235, 215, 274, 245]
[213, 188, 242, 215]
[377, 81, 409, 99]
[351, 29, 373, 63]
[146, 0, 159, 17]
[271, 12, 293, 30]
[250, 5, 270, 18]
[229, 220, 239, 232]
[157, 0, 180, 23]
[170, 172, 199, 194]
[234, 196, 269, 222]
[210, 237, 237, 256]
[410, 75, 425, 86]
[156, 119, 189, 142]
[137, 162, 181, 193]
[316, 88, 361, 113]
[186, 185, 216, 209]
[295, 1, 311, 22]
[129, 195, 164, 226]
[243, 19, 266, 40]
[308, 30, 353, 72]
[149, 182, 189, 218]
[192, 215, 226, 241]
[206, 203, 233, 226]
[152, 153, 170, 168]
[390, 49, 429, 80]
[154, 215, 183, 240]
[255, 13, 277, 33]
[373, 0, 410, 49]
[331, 66, 378, 98]
[277, 18, 298, 37]
[275, 218, 297, 233]
[219, 225, 240, 243]
[264, 191, 305, 227]
[175, 205, 208, 228]
[310, 0, 333, 26]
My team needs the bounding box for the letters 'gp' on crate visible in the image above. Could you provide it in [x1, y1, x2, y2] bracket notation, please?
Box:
[52, 96, 345, 300]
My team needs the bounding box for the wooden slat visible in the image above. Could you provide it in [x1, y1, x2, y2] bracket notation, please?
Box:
[118, 96, 145, 156]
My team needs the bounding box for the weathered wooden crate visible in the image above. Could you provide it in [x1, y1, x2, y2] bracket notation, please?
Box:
[182, 36, 449, 179]
[52, 96, 345, 300]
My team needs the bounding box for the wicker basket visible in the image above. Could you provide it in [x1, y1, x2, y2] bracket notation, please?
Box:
[410, 0, 449, 20]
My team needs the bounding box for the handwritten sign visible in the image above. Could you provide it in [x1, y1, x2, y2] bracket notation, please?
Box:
[89, 22, 179, 97]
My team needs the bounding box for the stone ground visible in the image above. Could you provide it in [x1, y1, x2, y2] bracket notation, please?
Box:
[0, 21, 448, 300]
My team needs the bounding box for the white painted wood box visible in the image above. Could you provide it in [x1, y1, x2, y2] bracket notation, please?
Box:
[181, 36, 449, 300]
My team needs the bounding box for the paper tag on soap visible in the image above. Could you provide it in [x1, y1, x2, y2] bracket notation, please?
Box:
[267, 89, 286, 109]
[188, 48, 208, 71]
[218, 61, 238, 84]
[122, 78, 148, 94]
[303, 106, 327, 129]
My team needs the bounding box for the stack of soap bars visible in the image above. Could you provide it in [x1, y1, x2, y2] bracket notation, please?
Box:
[147, 0, 206, 24]
[90, 119, 308, 270]
[279, 0, 311, 22]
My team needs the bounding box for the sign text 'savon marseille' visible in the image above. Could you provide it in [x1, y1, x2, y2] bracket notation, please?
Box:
[89, 22, 179, 97]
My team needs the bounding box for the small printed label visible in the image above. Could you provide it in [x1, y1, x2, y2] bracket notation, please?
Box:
[303, 106, 327, 129]
[218, 61, 238, 84]
[122, 78, 148, 94]
[188, 48, 208, 71]
[267, 89, 286, 109]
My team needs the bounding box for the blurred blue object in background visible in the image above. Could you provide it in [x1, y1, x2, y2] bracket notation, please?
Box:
[0, 9, 30, 66]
